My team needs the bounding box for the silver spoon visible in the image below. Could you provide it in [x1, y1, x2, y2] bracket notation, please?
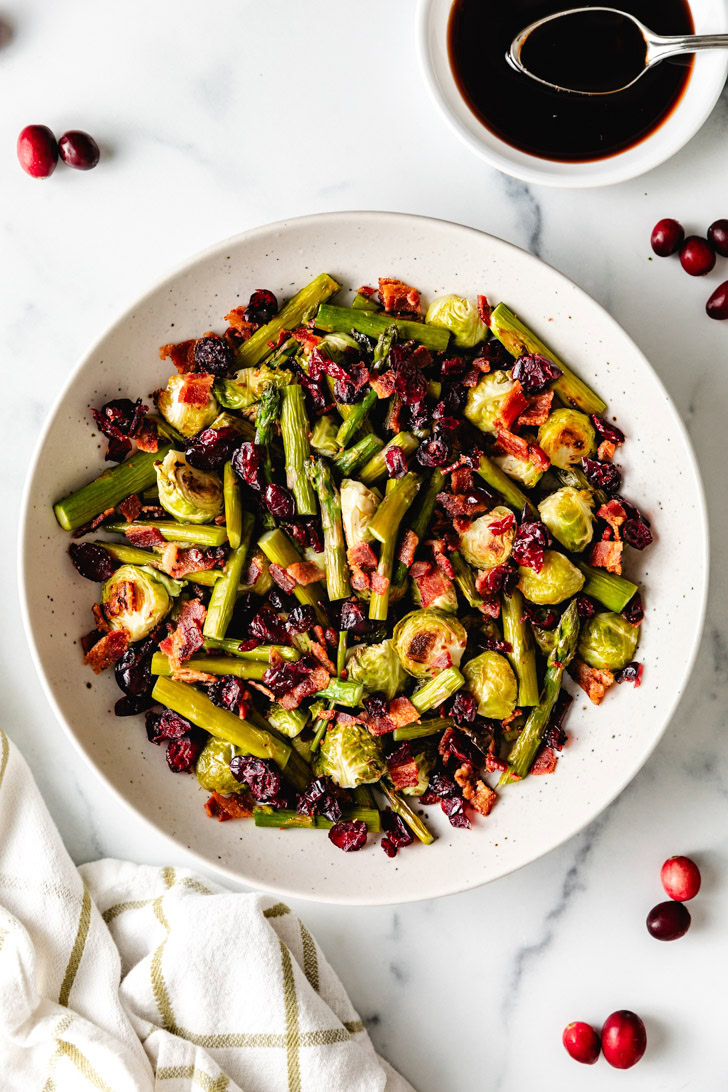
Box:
[509, 6, 728, 95]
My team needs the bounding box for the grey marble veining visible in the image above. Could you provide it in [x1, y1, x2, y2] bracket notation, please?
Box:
[3, 2, 728, 1089]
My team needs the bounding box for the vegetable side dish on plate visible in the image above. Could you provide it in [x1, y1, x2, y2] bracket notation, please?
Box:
[54, 273, 652, 856]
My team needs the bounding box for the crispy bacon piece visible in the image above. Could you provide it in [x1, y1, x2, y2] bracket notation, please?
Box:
[517, 391, 554, 428]
[159, 599, 207, 670]
[495, 425, 550, 471]
[477, 295, 492, 328]
[597, 439, 617, 462]
[172, 667, 218, 685]
[71, 507, 115, 539]
[597, 499, 627, 538]
[356, 284, 377, 299]
[495, 382, 529, 430]
[269, 564, 297, 594]
[451, 467, 473, 494]
[369, 371, 397, 399]
[472, 355, 492, 374]
[159, 543, 217, 579]
[369, 572, 390, 595]
[204, 791, 254, 821]
[310, 640, 336, 675]
[278, 664, 330, 710]
[428, 539, 455, 579]
[361, 711, 396, 736]
[83, 629, 129, 673]
[531, 746, 558, 775]
[159, 339, 196, 374]
[347, 542, 378, 591]
[386, 749, 422, 790]
[286, 561, 325, 586]
[569, 658, 615, 705]
[388, 697, 420, 729]
[454, 764, 497, 817]
[91, 602, 111, 633]
[431, 650, 453, 670]
[397, 529, 419, 569]
[224, 307, 257, 341]
[485, 751, 508, 774]
[125, 525, 166, 548]
[178, 373, 215, 406]
[117, 494, 142, 522]
[244, 556, 262, 586]
[378, 276, 420, 315]
[291, 325, 322, 353]
[134, 418, 159, 453]
[590, 539, 623, 574]
[412, 561, 453, 609]
[436, 492, 489, 519]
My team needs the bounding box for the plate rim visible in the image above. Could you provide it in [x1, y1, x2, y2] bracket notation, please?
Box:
[17, 209, 710, 904]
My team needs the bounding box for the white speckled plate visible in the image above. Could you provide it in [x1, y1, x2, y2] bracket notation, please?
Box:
[19, 212, 708, 904]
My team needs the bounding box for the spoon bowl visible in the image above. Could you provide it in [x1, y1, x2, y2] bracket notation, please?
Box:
[509, 5, 728, 95]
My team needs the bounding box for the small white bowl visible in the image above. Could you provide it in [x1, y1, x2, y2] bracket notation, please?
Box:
[417, 0, 728, 187]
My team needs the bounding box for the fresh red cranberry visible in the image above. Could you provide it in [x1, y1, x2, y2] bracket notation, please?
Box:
[328, 819, 368, 851]
[562, 1021, 601, 1065]
[650, 218, 684, 256]
[646, 900, 691, 941]
[680, 236, 716, 276]
[661, 855, 701, 901]
[707, 219, 728, 257]
[601, 1011, 646, 1070]
[17, 124, 58, 178]
[58, 129, 100, 170]
[706, 281, 728, 321]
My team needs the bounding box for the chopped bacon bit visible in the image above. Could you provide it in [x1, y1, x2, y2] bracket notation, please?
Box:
[83, 628, 129, 673]
[369, 371, 397, 399]
[286, 561, 325, 586]
[451, 467, 474, 494]
[517, 390, 554, 428]
[428, 539, 455, 579]
[269, 563, 297, 594]
[397, 529, 419, 569]
[350, 569, 370, 592]
[485, 751, 508, 774]
[495, 382, 529, 430]
[291, 325, 322, 353]
[531, 746, 558, 775]
[141, 504, 165, 520]
[91, 602, 111, 633]
[369, 572, 390, 595]
[495, 425, 550, 471]
[134, 418, 159, 453]
[597, 439, 617, 462]
[159, 599, 207, 670]
[247, 680, 277, 701]
[386, 748, 422, 790]
[160, 543, 217, 580]
[125, 525, 166, 548]
[278, 664, 330, 709]
[410, 559, 431, 579]
[378, 277, 421, 315]
[348, 543, 377, 570]
[117, 494, 142, 522]
[472, 355, 492, 374]
[388, 697, 420, 728]
[204, 791, 254, 821]
[178, 373, 215, 406]
[356, 284, 377, 299]
[387, 397, 404, 434]
[71, 507, 115, 539]
[569, 658, 615, 705]
[453, 516, 472, 535]
[310, 640, 336, 675]
[224, 307, 257, 340]
[454, 764, 497, 816]
[361, 711, 397, 736]
[412, 562, 453, 609]
[431, 650, 453, 671]
[244, 556, 262, 586]
[590, 539, 623, 574]
[336, 711, 360, 727]
[597, 499, 627, 538]
[159, 339, 196, 374]
[436, 492, 489, 519]
[477, 295, 492, 327]
[172, 667, 218, 685]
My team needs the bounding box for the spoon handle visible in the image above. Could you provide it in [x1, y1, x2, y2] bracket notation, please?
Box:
[649, 32, 728, 61]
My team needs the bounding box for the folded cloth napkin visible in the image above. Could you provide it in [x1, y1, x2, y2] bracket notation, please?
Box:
[0, 730, 413, 1091]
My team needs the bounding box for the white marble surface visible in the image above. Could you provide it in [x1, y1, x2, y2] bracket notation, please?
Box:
[3, 1, 728, 1088]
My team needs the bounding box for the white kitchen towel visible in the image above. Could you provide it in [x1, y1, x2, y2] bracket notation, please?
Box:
[0, 730, 413, 1091]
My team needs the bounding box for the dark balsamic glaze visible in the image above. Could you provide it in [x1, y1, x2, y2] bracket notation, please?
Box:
[448, 0, 694, 162]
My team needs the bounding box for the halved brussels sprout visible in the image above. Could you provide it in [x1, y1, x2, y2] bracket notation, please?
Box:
[156, 450, 224, 524]
[157, 375, 219, 437]
[215, 365, 292, 411]
[341, 478, 378, 549]
[392, 608, 467, 678]
[459, 506, 515, 570]
[492, 452, 544, 489]
[539, 486, 594, 554]
[518, 549, 585, 604]
[537, 408, 596, 469]
[316, 722, 386, 788]
[100, 564, 172, 642]
[464, 371, 520, 435]
[347, 639, 407, 699]
[196, 738, 242, 793]
[463, 650, 518, 720]
[267, 704, 309, 739]
[310, 415, 340, 457]
[578, 611, 639, 671]
[425, 294, 489, 349]
[412, 576, 458, 613]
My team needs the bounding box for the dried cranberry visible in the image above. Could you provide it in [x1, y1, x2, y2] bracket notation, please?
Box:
[441, 795, 471, 829]
[363, 692, 390, 719]
[339, 597, 368, 634]
[436, 385, 468, 418]
[264, 483, 296, 518]
[512, 353, 562, 392]
[297, 777, 342, 823]
[207, 675, 248, 713]
[426, 771, 459, 798]
[231, 442, 264, 490]
[58, 129, 100, 170]
[449, 690, 478, 725]
[193, 335, 234, 376]
[286, 604, 315, 635]
[249, 606, 290, 645]
[406, 399, 432, 432]
[479, 562, 518, 597]
[328, 819, 368, 852]
[381, 809, 414, 857]
[166, 735, 203, 772]
[146, 708, 193, 744]
[479, 634, 512, 654]
[17, 124, 58, 178]
[479, 339, 513, 368]
[229, 756, 282, 802]
[268, 586, 298, 611]
[333, 378, 358, 403]
[390, 342, 428, 404]
[581, 457, 622, 494]
[615, 661, 643, 686]
[185, 426, 240, 471]
[620, 595, 643, 628]
[575, 594, 596, 621]
[417, 436, 451, 467]
[591, 415, 625, 446]
[92, 398, 147, 462]
[441, 356, 468, 377]
[512, 518, 551, 572]
[244, 289, 278, 326]
[115, 649, 152, 697]
[622, 518, 653, 550]
[115, 694, 155, 716]
[69, 542, 117, 582]
[384, 446, 408, 478]
[299, 368, 333, 413]
[543, 690, 572, 750]
[263, 658, 311, 696]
